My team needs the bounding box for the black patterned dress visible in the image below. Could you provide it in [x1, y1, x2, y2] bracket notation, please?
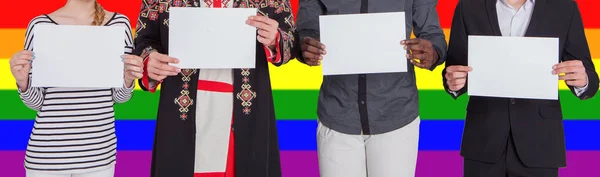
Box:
[132, 1, 297, 177]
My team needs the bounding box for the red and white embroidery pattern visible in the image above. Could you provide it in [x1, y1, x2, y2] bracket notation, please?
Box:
[174, 69, 197, 120]
[236, 69, 257, 115]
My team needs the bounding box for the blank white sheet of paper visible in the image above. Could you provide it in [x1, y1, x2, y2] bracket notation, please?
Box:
[468, 36, 559, 100]
[319, 12, 407, 75]
[32, 25, 125, 88]
[169, 7, 257, 69]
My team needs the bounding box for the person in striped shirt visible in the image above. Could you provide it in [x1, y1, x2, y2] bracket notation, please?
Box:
[7, 0, 144, 177]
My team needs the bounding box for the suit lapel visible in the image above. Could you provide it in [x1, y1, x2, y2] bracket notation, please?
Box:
[486, 0, 502, 36]
[524, 0, 547, 37]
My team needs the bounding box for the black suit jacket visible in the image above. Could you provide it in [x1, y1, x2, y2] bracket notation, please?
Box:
[443, 0, 599, 168]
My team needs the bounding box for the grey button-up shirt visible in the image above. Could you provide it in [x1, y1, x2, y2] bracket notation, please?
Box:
[297, 0, 447, 135]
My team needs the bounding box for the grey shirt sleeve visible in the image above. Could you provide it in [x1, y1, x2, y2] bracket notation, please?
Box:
[297, 0, 324, 40]
[296, 0, 325, 63]
[412, 0, 447, 71]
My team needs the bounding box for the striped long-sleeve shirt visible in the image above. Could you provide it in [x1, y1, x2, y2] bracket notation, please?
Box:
[18, 13, 134, 174]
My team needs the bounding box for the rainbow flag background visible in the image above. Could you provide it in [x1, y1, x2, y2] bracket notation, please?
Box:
[1, 0, 600, 176]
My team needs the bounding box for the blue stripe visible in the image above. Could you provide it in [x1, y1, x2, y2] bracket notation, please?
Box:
[1, 120, 599, 150]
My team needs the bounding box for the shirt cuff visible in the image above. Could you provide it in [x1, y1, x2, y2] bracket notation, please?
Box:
[264, 30, 282, 64]
[17, 78, 32, 95]
[448, 89, 459, 97]
[574, 79, 589, 97]
[124, 79, 136, 91]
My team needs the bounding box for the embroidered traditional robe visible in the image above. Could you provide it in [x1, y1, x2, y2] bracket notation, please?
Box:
[132, 1, 297, 177]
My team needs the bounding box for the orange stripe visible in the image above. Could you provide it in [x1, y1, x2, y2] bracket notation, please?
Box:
[1, 29, 599, 59]
[0, 29, 25, 58]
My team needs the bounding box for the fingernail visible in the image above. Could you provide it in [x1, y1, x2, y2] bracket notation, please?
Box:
[28, 60, 31, 63]
[406, 54, 410, 58]
[126, 65, 130, 69]
[31, 52, 35, 55]
[31, 56, 36, 59]
[121, 55, 126, 59]
[122, 59, 126, 62]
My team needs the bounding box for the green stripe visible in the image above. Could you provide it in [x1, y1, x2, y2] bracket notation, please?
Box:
[1, 90, 599, 120]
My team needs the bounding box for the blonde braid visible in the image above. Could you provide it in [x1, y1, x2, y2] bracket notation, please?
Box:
[91, 1, 105, 26]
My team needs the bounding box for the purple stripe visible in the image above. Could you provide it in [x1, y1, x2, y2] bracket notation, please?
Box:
[1, 151, 599, 176]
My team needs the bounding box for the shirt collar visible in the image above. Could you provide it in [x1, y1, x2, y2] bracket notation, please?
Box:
[499, 0, 535, 11]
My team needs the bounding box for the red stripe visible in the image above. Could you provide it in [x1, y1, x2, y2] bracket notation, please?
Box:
[2, 0, 597, 28]
[195, 173, 225, 177]
[197, 80, 233, 92]
[214, 0, 221, 8]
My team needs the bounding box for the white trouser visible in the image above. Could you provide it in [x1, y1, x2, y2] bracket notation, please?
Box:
[317, 117, 420, 177]
[26, 165, 114, 177]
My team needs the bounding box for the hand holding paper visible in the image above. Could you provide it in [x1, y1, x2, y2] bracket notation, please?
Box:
[146, 51, 181, 82]
[445, 65, 473, 91]
[9, 50, 34, 90]
[246, 15, 279, 49]
[300, 37, 326, 66]
[552, 60, 588, 87]
[401, 38, 439, 69]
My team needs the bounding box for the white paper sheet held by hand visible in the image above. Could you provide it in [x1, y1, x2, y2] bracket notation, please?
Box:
[467, 36, 559, 100]
[31, 25, 125, 88]
[169, 7, 257, 69]
[319, 12, 407, 75]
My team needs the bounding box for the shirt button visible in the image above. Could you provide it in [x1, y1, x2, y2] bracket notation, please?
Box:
[510, 99, 516, 104]
[360, 101, 365, 104]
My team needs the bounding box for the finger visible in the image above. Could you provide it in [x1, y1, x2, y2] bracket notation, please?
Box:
[257, 35, 273, 46]
[305, 44, 325, 55]
[156, 63, 181, 73]
[446, 66, 473, 72]
[257, 29, 273, 39]
[407, 53, 426, 60]
[450, 78, 467, 86]
[407, 44, 424, 51]
[17, 54, 34, 61]
[553, 66, 584, 75]
[553, 60, 583, 69]
[306, 61, 320, 66]
[123, 58, 143, 68]
[448, 72, 468, 79]
[410, 59, 427, 68]
[302, 51, 322, 61]
[17, 50, 34, 57]
[125, 65, 143, 73]
[153, 54, 179, 64]
[303, 37, 326, 50]
[11, 58, 31, 66]
[401, 38, 421, 45]
[246, 19, 270, 31]
[248, 16, 277, 26]
[150, 67, 178, 77]
[132, 72, 144, 79]
[559, 73, 584, 81]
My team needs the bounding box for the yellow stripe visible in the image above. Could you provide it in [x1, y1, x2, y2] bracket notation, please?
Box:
[2, 59, 600, 90]
[1, 29, 600, 58]
[267, 59, 600, 90]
